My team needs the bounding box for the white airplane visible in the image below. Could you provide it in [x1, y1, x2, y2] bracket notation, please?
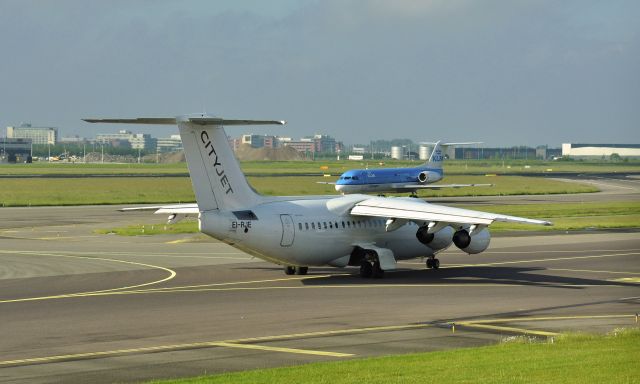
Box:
[85, 115, 551, 278]
[330, 141, 492, 195]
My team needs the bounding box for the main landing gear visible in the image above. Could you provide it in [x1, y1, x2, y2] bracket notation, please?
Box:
[359, 259, 384, 278]
[284, 266, 308, 275]
[426, 256, 440, 269]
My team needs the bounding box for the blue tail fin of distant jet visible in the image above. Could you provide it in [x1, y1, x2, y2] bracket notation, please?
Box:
[426, 141, 445, 169]
[423, 141, 483, 169]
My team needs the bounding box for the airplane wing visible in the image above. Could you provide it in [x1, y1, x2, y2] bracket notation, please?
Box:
[120, 203, 199, 224]
[392, 183, 494, 190]
[350, 196, 551, 226]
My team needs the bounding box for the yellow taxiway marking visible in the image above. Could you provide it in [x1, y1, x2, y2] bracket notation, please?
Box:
[455, 322, 558, 337]
[135, 274, 350, 292]
[443, 252, 640, 268]
[465, 314, 636, 324]
[398, 251, 640, 267]
[224, 323, 432, 344]
[610, 277, 640, 283]
[547, 268, 640, 275]
[0, 250, 176, 304]
[453, 314, 635, 337]
[212, 342, 353, 357]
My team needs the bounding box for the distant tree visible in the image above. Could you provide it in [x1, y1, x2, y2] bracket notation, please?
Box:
[610, 153, 622, 162]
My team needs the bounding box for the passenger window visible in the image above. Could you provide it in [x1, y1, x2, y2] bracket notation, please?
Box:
[329, 222, 333, 229]
[317, 222, 321, 229]
[312, 222, 316, 230]
[305, 222, 309, 230]
[347, 221, 351, 228]
[323, 222, 327, 229]
[298, 223, 302, 230]
[342, 221, 345, 228]
[335, 222, 339, 228]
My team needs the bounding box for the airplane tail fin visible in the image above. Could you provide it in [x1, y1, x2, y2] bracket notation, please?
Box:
[422, 141, 482, 169]
[84, 115, 285, 211]
[426, 141, 445, 169]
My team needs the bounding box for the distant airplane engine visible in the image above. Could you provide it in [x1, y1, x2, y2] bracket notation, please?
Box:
[417, 171, 439, 184]
[416, 225, 454, 251]
[453, 228, 491, 254]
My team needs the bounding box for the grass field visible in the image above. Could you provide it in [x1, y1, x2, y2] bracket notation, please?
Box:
[95, 201, 640, 235]
[1, 159, 639, 176]
[0, 175, 597, 207]
[149, 329, 639, 384]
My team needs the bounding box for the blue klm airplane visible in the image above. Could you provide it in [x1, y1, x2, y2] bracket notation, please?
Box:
[332, 141, 492, 195]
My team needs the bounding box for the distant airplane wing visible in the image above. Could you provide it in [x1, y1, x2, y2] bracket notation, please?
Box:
[120, 203, 199, 224]
[395, 183, 494, 190]
[350, 197, 551, 226]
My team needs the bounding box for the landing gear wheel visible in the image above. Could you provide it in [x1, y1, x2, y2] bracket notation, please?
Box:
[284, 266, 296, 275]
[372, 261, 384, 279]
[432, 258, 440, 269]
[426, 258, 433, 269]
[295, 266, 308, 275]
[360, 261, 373, 278]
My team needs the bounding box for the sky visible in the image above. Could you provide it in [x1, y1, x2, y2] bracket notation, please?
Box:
[0, 0, 638, 146]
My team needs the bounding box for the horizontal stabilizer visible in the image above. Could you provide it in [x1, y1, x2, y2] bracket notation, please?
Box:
[396, 183, 494, 190]
[119, 204, 199, 214]
[420, 141, 482, 146]
[83, 118, 177, 124]
[83, 116, 286, 126]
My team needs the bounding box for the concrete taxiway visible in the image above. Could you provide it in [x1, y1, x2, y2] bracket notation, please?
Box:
[0, 176, 639, 383]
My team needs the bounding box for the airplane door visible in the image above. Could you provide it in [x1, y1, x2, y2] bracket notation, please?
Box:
[280, 214, 295, 247]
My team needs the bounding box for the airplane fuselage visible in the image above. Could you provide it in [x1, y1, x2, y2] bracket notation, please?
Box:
[335, 166, 443, 194]
[200, 195, 450, 267]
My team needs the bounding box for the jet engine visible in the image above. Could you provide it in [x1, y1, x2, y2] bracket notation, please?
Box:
[416, 225, 454, 251]
[417, 170, 441, 184]
[453, 228, 491, 254]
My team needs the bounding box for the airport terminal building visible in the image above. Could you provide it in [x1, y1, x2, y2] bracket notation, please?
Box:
[6, 123, 57, 145]
[562, 143, 640, 158]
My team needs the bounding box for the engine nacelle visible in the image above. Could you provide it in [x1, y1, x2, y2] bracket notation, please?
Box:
[416, 225, 454, 251]
[417, 170, 442, 184]
[453, 228, 491, 254]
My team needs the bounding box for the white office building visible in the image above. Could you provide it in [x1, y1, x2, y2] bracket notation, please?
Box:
[6, 123, 57, 145]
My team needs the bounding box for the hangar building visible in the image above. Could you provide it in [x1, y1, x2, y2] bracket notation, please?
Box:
[562, 144, 640, 158]
[1, 137, 32, 163]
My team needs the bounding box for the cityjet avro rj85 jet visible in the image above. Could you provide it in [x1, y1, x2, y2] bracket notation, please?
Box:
[85, 115, 551, 278]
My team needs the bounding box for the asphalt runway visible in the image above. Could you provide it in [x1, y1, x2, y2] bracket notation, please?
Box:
[0, 177, 639, 383]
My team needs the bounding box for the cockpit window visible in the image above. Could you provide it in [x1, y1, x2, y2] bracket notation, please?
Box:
[352, 176, 359, 180]
[344, 176, 352, 180]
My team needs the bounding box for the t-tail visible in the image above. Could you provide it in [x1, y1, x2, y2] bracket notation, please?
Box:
[83, 115, 285, 212]
[422, 141, 483, 170]
[425, 141, 445, 170]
